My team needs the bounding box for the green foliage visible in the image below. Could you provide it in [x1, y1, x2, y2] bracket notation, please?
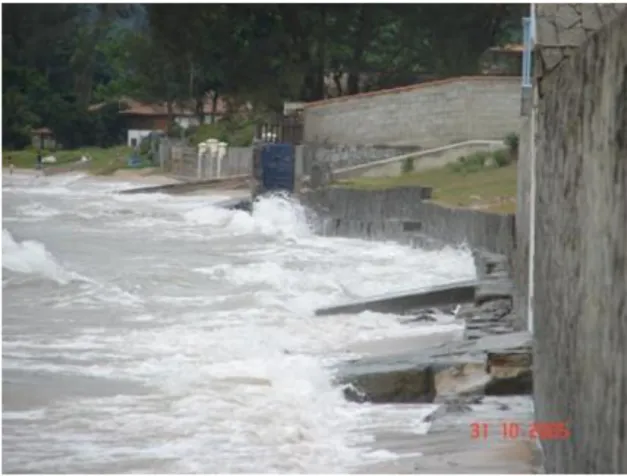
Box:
[89, 102, 127, 147]
[2, 4, 136, 149]
[447, 149, 513, 175]
[3, 4, 527, 151]
[190, 119, 256, 147]
[504, 132, 519, 158]
[401, 156, 415, 174]
[144, 4, 525, 103]
[448, 152, 489, 175]
[139, 136, 152, 156]
[492, 149, 511, 167]
[3, 145, 131, 170]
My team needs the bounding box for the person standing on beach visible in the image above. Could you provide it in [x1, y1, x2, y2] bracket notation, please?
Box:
[36, 150, 43, 176]
[8, 155, 14, 175]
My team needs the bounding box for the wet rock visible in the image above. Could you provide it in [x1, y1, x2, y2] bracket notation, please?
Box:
[401, 305, 458, 324]
[436, 394, 485, 405]
[436, 304, 459, 315]
[475, 280, 514, 305]
[484, 368, 533, 396]
[342, 364, 437, 403]
[424, 401, 474, 423]
[478, 298, 512, 315]
[456, 304, 476, 320]
[473, 250, 510, 279]
[484, 351, 533, 396]
[401, 313, 438, 324]
[487, 351, 532, 370]
[400, 308, 440, 323]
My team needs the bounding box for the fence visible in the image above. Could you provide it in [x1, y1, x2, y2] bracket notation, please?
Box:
[160, 141, 253, 180]
[255, 116, 304, 144]
[160, 138, 417, 182]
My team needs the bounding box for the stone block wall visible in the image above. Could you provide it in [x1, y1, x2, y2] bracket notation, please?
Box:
[532, 9, 627, 473]
[303, 76, 520, 148]
[535, 4, 626, 74]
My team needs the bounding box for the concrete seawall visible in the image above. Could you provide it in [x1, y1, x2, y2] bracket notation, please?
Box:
[300, 185, 537, 471]
[302, 187, 515, 256]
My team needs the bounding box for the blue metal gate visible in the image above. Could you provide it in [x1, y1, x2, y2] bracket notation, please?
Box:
[260, 143, 295, 194]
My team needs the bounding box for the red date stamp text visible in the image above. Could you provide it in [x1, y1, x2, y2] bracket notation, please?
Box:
[470, 421, 571, 440]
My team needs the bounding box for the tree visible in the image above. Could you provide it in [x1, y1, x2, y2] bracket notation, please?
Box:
[3, 3, 528, 150]
[2, 3, 143, 148]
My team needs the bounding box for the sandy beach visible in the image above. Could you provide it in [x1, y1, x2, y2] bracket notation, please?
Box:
[3, 166, 181, 186]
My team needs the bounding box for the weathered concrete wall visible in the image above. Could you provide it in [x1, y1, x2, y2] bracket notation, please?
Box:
[165, 145, 252, 180]
[514, 115, 532, 331]
[301, 143, 416, 176]
[221, 147, 252, 177]
[303, 187, 516, 256]
[303, 76, 520, 148]
[533, 9, 627, 473]
[331, 140, 504, 180]
[516, 1, 626, 366]
[166, 144, 198, 179]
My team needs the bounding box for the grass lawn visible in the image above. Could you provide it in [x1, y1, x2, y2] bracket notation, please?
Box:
[334, 162, 518, 214]
[2, 145, 138, 175]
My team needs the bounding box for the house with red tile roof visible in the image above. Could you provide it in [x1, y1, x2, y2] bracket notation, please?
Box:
[89, 95, 230, 147]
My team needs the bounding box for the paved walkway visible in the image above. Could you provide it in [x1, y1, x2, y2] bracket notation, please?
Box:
[354, 397, 542, 474]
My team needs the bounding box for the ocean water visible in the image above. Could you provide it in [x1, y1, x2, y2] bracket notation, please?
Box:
[2, 172, 476, 473]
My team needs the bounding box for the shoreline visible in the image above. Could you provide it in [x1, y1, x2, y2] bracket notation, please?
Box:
[3, 166, 181, 187]
[6, 167, 539, 472]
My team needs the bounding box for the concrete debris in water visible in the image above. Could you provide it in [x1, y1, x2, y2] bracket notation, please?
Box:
[338, 331, 532, 405]
[336, 249, 530, 405]
[314, 280, 478, 316]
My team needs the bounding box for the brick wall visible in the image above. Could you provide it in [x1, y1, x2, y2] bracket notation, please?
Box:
[303, 76, 521, 147]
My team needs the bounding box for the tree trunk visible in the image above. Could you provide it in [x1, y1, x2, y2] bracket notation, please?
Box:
[210, 91, 219, 124]
[195, 95, 205, 125]
[314, 6, 327, 100]
[347, 6, 369, 96]
[333, 72, 343, 97]
[166, 100, 174, 135]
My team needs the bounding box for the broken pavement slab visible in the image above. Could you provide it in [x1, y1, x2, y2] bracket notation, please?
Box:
[315, 278, 514, 317]
[315, 280, 478, 317]
[337, 331, 532, 404]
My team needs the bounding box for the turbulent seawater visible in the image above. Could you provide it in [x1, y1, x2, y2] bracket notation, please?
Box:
[2, 172, 476, 473]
